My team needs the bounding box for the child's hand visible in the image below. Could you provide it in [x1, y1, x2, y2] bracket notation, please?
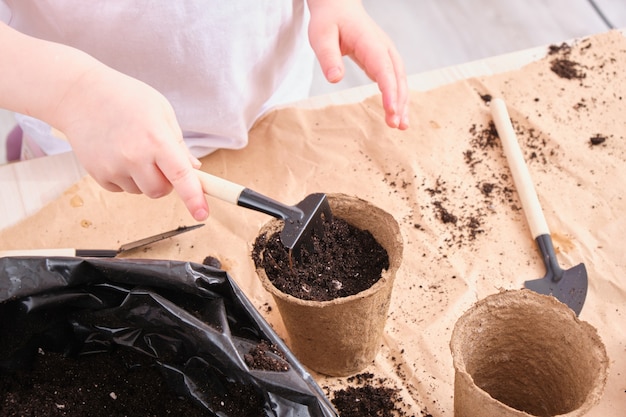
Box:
[307, 0, 409, 130]
[56, 66, 209, 221]
[0, 23, 208, 221]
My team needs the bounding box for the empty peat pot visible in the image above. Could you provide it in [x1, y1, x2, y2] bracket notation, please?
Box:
[450, 289, 608, 417]
[254, 193, 403, 377]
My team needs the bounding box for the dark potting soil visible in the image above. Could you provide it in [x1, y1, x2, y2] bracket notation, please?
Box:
[252, 217, 389, 302]
[0, 348, 209, 417]
[0, 341, 287, 417]
[244, 340, 290, 372]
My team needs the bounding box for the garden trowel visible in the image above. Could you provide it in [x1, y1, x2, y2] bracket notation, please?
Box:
[490, 98, 588, 316]
[196, 170, 332, 260]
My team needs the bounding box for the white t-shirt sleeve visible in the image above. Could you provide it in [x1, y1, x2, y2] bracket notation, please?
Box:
[4, 1, 314, 158]
[0, 2, 10, 23]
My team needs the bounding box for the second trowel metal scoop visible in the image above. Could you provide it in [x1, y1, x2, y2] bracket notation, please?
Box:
[196, 171, 332, 260]
[491, 98, 588, 316]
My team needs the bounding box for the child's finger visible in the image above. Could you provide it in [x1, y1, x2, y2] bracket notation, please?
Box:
[157, 145, 209, 221]
[308, 22, 345, 83]
[366, 45, 408, 130]
[388, 46, 409, 129]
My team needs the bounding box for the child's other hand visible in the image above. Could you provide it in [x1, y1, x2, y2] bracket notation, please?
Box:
[307, 0, 409, 130]
[56, 67, 209, 221]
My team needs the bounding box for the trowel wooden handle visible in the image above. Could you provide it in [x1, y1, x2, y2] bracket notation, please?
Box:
[195, 170, 300, 221]
[0, 248, 118, 257]
[1, 248, 76, 257]
[490, 98, 550, 239]
[196, 170, 245, 205]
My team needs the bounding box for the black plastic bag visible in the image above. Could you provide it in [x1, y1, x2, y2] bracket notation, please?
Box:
[0, 257, 337, 417]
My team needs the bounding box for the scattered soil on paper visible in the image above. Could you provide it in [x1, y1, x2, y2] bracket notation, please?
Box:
[252, 217, 389, 301]
[548, 42, 587, 80]
[419, 37, 609, 250]
[329, 372, 432, 417]
[426, 102, 558, 249]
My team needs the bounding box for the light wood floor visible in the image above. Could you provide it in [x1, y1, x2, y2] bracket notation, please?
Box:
[2, 0, 625, 163]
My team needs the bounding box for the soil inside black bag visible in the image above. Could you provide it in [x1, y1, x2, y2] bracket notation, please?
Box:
[0, 257, 344, 417]
[252, 217, 389, 302]
[0, 346, 272, 417]
[0, 307, 283, 417]
[0, 348, 206, 417]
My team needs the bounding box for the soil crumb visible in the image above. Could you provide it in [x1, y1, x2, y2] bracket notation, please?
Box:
[589, 134, 607, 146]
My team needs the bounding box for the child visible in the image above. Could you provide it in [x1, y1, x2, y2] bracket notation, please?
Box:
[0, 1, 409, 221]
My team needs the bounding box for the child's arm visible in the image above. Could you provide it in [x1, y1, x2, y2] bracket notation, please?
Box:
[0, 22, 208, 221]
[307, 0, 409, 130]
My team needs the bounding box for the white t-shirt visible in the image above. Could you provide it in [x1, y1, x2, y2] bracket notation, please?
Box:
[1, 1, 315, 157]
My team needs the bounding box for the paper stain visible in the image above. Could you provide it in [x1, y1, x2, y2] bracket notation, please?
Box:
[218, 257, 236, 272]
[80, 219, 92, 228]
[63, 184, 80, 194]
[551, 233, 575, 254]
[70, 194, 84, 208]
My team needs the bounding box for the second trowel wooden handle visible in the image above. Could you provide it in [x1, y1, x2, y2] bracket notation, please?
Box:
[490, 98, 550, 239]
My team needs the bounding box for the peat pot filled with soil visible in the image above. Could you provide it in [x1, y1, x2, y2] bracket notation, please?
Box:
[450, 289, 609, 417]
[252, 193, 403, 377]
